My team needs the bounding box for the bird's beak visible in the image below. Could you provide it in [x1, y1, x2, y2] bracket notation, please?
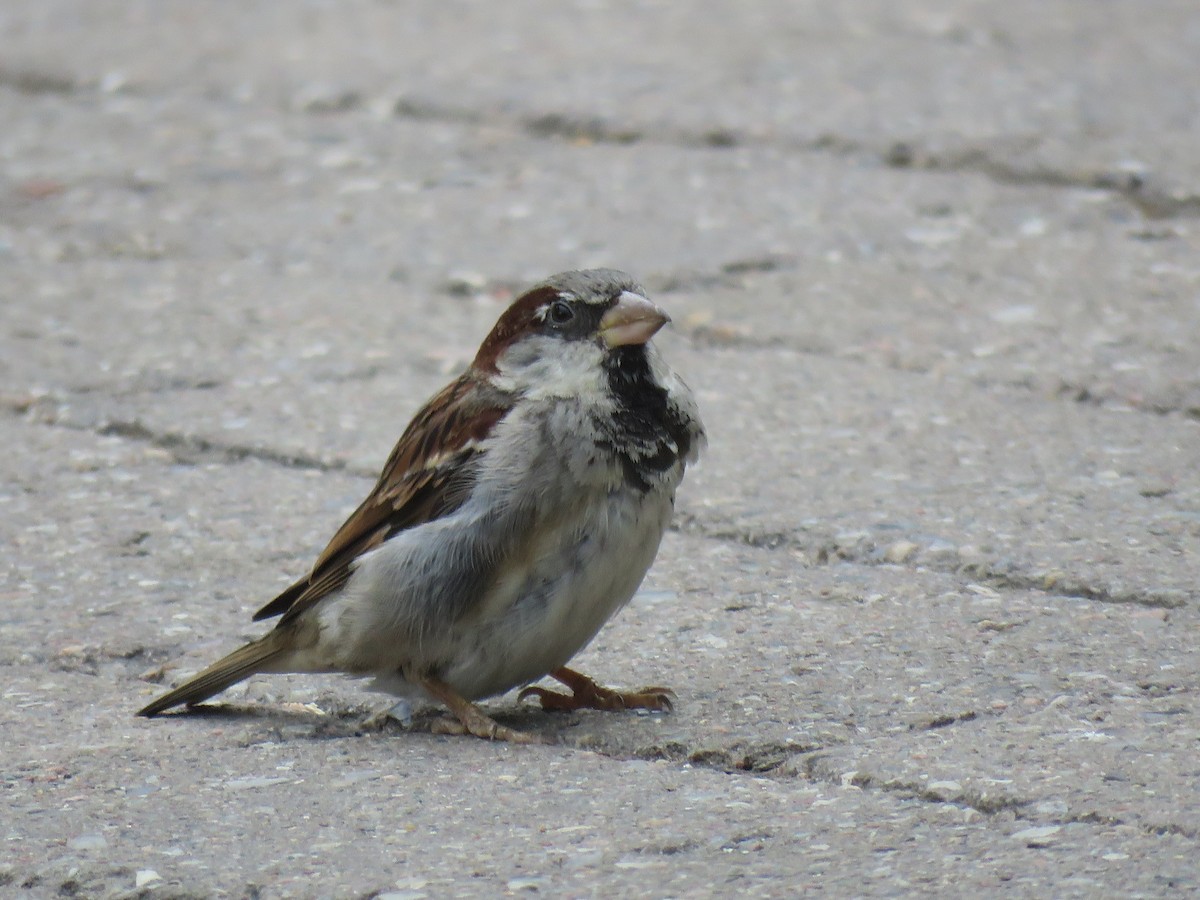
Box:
[599, 292, 670, 348]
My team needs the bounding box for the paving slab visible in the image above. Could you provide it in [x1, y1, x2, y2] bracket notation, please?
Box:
[4, 0, 1199, 191]
[5, 420, 1200, 896]
[5, 81, 1197, 407]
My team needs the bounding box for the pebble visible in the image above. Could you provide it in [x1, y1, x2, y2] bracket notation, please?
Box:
[506, 877, 547, 891]
[883, 541, 918, 563]
[1138, 480, 1173, 498]
[1011, 825, 1061, 847]
[990, 304, 1038, 325]
[925, 781, 962, 798]
[68, 834, 108, 851]
[223, 775, 291, 791]
[292, 82, 362, 113]
[135, 870, 162, 887]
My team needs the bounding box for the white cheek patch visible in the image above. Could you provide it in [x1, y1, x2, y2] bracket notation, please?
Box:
[495, 336, 608, 401]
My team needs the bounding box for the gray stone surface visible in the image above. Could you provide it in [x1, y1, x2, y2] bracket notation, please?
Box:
[3, 2, 1199, 897]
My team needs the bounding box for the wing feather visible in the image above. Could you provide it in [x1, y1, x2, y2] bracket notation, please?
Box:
[252, 373, 511, 624]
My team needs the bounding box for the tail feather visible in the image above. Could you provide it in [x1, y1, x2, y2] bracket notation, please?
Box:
[137, 631, 291, 717]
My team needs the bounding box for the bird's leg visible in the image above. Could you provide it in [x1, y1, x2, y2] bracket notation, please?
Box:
[420, 677, 544, 744]
[519, 666, 675, 713]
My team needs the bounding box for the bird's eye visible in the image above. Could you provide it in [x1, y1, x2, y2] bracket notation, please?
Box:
[547, 300, 575, 325]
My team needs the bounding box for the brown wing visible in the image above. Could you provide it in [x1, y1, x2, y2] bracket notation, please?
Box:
[252, 372, 511, 625]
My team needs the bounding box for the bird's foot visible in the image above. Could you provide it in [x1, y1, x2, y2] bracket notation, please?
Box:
[519, 666, 675, 713]
[428, 713, 543, 744]
[421, 676, 547, 744]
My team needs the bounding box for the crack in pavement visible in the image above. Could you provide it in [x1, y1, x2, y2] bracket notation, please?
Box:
[1056, 380, 1200, 422]
[437, 271, 1200, 423]
[799, 757, 1195, 840]
[631, 738, 822, 775]
[673, 513, 1192, 611]
[683, 330, 1200, 425]
[387, 96, 1200, 219]
[11, 74, 1196, 218]
[910, 710, 980, 731]
[55, 654, 1200, 844]
[0, 66, 76, 96]
[10, 319, 1199, 426]
[41, 645, 1197, 843]
[438, 269, 1200, 422]
[2, 397, 359, 474]
[883, 141, 1200, 220]
[1143, 821, 1200, 840]
[4, 396, 1192, 611]
[92, 418, 354, 473]
[609, 730, 1197, 843]
[802, 757, 1029, 816]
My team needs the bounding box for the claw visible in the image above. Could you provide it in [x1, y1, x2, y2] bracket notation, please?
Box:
[429, 713, 543, 744]
[518, 685, 581, 712]
[519, 668, 676, 714]
[421, 676, 547, 744]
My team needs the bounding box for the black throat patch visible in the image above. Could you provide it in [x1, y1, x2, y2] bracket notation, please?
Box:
[596, 346, 694, 492]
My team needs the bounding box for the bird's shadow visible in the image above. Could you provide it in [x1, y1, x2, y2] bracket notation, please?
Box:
[144, 698, 580, 743]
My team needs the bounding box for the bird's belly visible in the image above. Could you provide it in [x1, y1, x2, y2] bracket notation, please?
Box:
[442, 488, 674, 700]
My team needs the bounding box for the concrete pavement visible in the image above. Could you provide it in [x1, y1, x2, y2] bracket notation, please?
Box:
[3, 2, 1199, 896]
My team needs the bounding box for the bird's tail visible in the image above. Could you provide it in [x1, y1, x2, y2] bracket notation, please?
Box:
[137, 630, 292, 717]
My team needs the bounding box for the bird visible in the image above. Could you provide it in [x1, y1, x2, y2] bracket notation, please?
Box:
[137, 269, 705, 742]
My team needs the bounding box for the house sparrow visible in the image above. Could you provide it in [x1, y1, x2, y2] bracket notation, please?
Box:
[138, 269, 705, 743]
